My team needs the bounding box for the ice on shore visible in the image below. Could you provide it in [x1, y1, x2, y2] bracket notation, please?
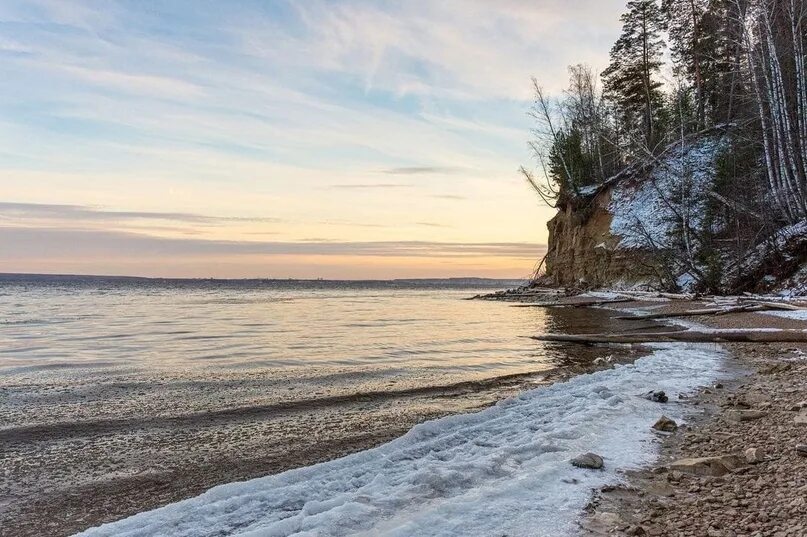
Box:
[77, 344, 726, 537]
[761, 309, 807, 321]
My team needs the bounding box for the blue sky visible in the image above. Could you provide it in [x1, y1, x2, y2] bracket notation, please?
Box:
[0, 0, 625, 278]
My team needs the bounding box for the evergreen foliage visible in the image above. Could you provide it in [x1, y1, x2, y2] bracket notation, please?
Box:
[523, 0, 807, 292]
[602, 0, 668, 151]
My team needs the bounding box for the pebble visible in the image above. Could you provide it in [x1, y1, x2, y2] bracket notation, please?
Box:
[744, 447, 766, 464]
[582, 332, 807, 536]
[652, 415, 678, 432]
[571, 452, 604, 469]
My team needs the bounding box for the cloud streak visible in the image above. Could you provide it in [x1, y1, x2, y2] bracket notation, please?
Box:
[0, 202, 282, 225]
[328, 184, 414, 190]
[381, 166, 462, 175]
[0, 226, 545, 259]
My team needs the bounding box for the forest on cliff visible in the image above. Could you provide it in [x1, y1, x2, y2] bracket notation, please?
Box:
[524, 0, 807, 293]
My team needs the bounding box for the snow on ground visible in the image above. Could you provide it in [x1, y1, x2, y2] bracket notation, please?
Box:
[580, 291, 628, 300]
[760, 310, 807, 321]
[609, 137, 724, 251]
[77, 345, 727, 537]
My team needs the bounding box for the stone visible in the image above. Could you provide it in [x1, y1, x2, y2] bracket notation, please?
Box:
[652, 415, 678, 432]
[788, 401, 806, 411]
[795, 410, 807, 425]
[726, 410, 768, 422]
[744, 447, 766, 464]
[581, 511, 622, 533]
[669, 455, 745, 477]
[571, 452, 604, 469]
[626, 526, 647, 536]
[667, 470, 683, 482]
[644, 390, 668, 403]
[796, 444, 807, 457]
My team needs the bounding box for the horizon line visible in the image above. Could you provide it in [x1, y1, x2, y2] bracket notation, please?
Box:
[0, 271, 531, 283]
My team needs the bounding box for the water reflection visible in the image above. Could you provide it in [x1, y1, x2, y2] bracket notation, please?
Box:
[0, 281, 645, 535]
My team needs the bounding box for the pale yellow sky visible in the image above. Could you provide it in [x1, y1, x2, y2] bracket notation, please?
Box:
[0, 0, 624, 278]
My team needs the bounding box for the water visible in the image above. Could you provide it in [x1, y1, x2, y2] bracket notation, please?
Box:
[0, 277, 572, 376]
[0, 275, 645, 536]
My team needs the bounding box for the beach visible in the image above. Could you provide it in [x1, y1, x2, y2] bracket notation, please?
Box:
[581, 302, 807, 536]
[3, 278, 804, 535]
[1, 277, 644, 536]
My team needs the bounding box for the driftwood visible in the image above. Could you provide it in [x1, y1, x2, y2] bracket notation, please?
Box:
[470, 288, 567, 301]
[613, 290, 696, 300]
[616, 301, 807, 320]
[614, 304, 767, 320]
[512, 298, 633, 308]
[531, 329, 807, 345]
[745, 301, 804, 311]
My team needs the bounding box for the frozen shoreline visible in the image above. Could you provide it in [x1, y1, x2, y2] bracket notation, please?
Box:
[77, 343, 728, 537]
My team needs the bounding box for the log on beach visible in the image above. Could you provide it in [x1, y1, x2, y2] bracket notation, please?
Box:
[743, 300, 806, 311]
[531, 329, 807, 345]
[512, 298, 634, 308]
[614, 304, 767, 320]
[615, 301, 807, 320]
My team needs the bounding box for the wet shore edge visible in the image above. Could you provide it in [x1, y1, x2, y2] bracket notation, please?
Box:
[5, 290, 804, 536]
[1, 301, 646, 537]
[559, 297, 807, 536]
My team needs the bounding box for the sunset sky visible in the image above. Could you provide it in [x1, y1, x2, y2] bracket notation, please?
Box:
[1, 0, 625, 278]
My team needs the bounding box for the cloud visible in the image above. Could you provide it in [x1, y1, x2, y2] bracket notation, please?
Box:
[328, 184, 414, 190]
[431, 194, 467, 200]
[0, 202, 282, 225]
[381, 166, 462, 175]
[0, 226, 545, 259]
[59, 65, 204, 99]
[415, 222, 450, 228]
[240, 0, 624, 100]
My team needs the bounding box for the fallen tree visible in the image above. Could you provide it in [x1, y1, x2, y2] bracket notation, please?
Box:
[613, 300, 807, 320]
[512, 298, 633, 308]
[531, 329, 807, 345]
[614, 304, 765, 320]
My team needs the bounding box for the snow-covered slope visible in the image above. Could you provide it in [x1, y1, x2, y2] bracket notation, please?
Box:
[77, 344, 726, 537]
[542, 132, 728, 291]
[609, 137, 725, 251]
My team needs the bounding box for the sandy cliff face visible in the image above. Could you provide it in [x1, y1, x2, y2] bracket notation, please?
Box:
[543, 187, 655, 289]
[541, 135, 728, 291]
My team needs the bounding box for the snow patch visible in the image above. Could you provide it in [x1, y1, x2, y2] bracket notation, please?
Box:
[578, 184, 599, 196]
[760, 310, 807, 321]
[609, 137, 724, 250]
[77, 345, 727, 537]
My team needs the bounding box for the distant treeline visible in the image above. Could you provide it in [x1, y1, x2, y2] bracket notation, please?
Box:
[0, 273, 527, 290]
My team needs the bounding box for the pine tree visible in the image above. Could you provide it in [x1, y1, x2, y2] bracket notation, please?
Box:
[662, 0, 709, 129]
[663, 0, 752, 127]
[602, 0, 667, 153]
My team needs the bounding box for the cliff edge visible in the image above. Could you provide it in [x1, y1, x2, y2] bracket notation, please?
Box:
[539, 130, 807, 295]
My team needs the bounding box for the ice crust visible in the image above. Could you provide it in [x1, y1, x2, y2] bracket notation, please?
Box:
[77, 344, 726, 537]
[761, 309, 807, 321]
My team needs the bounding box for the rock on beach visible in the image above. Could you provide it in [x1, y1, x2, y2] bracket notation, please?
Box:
[571, 452, 604, 469]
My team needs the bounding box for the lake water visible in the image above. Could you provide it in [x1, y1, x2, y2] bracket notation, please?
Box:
[0, 276, 653, 536]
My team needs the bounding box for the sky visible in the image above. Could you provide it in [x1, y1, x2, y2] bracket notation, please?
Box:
[0, 0, 625, 279]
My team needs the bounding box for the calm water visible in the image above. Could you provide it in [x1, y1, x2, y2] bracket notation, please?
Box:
[0, 277, 625, 413]
[0, 276, 642, 536]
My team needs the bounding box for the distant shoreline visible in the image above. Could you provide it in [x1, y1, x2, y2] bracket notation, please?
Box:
[0, 272, 528, 288]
